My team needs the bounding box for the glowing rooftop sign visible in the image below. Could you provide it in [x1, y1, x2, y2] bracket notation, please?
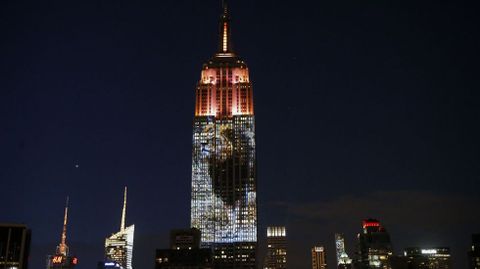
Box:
[421, 249, 437, 254]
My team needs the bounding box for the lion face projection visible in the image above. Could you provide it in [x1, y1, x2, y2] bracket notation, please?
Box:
[191, 116, 256, 243]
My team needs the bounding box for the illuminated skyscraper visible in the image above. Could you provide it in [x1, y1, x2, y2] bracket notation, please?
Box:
[190, 1, 257, 268]
[105, 187, 135, 269]
[311, 246, 327, 269]
[0, 223, 31, 269]
[335, 233, 352, 269]
[355, 219, 393, 269]
[46, 198, 78, 269]
[403, 248, 451, 269]
[264, 226, 287, 269]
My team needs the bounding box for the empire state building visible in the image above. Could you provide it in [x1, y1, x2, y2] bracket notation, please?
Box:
[190, 2, 257, 268]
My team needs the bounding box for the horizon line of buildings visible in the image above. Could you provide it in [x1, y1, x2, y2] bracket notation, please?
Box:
[1, 218, 479, 269]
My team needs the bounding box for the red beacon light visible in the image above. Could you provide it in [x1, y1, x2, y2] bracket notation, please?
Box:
[362, 220, 381, 229]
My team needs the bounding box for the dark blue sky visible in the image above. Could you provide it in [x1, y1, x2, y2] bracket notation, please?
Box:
[1, 1, 479, 269]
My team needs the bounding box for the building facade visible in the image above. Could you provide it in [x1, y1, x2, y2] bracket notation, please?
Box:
[469, 234, 480, 269]
[335, 233, 352, 269]
[190, 2, 257, 268]
[264, 227, 287, 269]
[155, 249, 213, 269]
[355, 219, 393, 269]
[46, 198, 78, 269]
[170, 228, 201, 250]
[403, 248, 451, 269]
[0, 223, 31, 269]
[312, 246, 327, 269]
[155, 228, 212, 269]
[105, 187, 134, 269]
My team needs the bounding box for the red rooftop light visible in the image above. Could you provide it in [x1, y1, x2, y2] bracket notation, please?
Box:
[362, 220, 380, 228]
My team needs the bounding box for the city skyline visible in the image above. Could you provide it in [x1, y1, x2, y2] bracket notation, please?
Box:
[1, 1, 479, 269]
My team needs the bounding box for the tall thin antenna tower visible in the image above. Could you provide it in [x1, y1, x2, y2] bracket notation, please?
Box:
[120, 186, 127, 231]
[57, 196, 69, 256]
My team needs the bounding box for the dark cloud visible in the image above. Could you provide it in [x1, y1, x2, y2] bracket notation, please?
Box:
[288, 190, 479, 225]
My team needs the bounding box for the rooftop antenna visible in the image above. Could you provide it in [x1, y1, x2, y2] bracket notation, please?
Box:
[57, 196, 69, 256]
[222, 0, 228, 15]
[120, 186, 127, 231]
[218, 0, 233, 53]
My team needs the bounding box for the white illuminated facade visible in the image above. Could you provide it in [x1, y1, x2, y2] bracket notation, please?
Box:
[335, 233, 352, 267]
[105, 187, 134, 269]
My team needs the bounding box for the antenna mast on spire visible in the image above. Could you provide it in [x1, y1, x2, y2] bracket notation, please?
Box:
[57, 196, 69, 256]
[222, 0, 228, 15]
[120, 186, 127, 231]
[218, 0, 233, 54]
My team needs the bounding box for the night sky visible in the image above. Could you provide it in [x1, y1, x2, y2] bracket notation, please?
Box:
[1, 1, 479, 269]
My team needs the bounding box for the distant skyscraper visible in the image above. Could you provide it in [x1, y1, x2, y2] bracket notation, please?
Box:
[469, 234, 480, 269]
[190, 1, 257, 268]
[403, 247, 451, 269]
[355, 219, 393, 269]
[155, 228, 213, 269]
[0, 223, 31, 269]
[155, 249, 213, 269]
[170, 228, 201, 250]
[335, 233, 352, 269]
[105, 187, 134, 269]
[46, 198, 78, 269]
[311, 246, 327, 269]
[264, 226, 287, 269]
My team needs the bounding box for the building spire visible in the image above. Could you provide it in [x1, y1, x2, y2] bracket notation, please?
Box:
[120, 186, 127, 231]
[218, 0, 233, 54]
[57, 196, 69, 256]
[222, 0, 228, 15]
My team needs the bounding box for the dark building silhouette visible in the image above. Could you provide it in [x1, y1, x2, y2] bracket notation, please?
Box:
[155, 229, 213, 269]
[170, 228, 201, 250]
[155, 249, 213, 269]
[190, 1, 257, 268]
[355, 219, 393, 269]
[403, 248, 451, 269]
[469, 234, 480, 269]
[389, 256, 408, 269]
[263, 226, 287, 269]
[0, 223, 31, 269]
